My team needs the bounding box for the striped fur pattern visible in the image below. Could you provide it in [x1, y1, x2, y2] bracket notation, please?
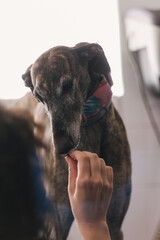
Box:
[22, 42, 132, 240]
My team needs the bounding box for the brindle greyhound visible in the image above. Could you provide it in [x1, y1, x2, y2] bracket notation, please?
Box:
[21, 42, 132, 240]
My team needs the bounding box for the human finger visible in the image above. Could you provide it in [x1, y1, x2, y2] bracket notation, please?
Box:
[69, 151, 91, 178]
[100, 165, 113, 206]
[106, 166, 113, 187]
[65, 155, 77, 195]
[83, 151, 101, 178]
[100, 158, 107, 181]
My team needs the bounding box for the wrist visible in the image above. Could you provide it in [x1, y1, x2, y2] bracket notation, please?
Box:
[76, 221, 111, 240]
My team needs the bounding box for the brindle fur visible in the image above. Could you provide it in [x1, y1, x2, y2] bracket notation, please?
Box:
[13, 42, 130, 239]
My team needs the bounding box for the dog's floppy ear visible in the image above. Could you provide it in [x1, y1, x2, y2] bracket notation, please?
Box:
[22, 64, 34, 91]
[74, 43, 112, 85]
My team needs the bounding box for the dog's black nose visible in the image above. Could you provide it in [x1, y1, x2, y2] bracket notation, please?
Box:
[54, 135, 75, 155]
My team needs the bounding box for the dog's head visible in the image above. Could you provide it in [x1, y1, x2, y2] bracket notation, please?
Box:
[22, 43, 111, 155]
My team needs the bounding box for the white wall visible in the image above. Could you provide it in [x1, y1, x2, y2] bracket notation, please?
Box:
[119, 0, 160, 12]
[0, 0, 123, 99]
[116, 0, 160, 239]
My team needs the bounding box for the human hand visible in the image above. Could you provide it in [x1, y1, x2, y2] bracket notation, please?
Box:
[65, 151, 113, 239]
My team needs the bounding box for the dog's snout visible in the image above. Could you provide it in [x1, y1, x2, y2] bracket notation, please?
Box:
[54, 134, 75, 155]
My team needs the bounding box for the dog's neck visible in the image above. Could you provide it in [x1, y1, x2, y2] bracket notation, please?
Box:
[81, 73, 113, 127]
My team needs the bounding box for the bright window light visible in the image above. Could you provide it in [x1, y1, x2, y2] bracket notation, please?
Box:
[0, 0, 123, 99]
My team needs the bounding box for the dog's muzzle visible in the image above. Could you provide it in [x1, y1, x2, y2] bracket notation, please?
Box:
[54, 135, 74, 155]
[53, 127, 80, 156]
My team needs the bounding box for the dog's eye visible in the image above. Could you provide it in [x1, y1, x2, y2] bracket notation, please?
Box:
[34, 91, 44, 104]
[62, 81, 73, 93]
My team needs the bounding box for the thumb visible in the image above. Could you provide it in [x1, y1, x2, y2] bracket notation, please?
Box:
[65, 156, 77, 195]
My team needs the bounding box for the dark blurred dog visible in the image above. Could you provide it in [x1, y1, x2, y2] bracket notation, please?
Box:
[21, 42, 131, 240]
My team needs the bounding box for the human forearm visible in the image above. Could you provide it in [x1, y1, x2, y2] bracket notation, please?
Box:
[77, 221, 111, 240]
